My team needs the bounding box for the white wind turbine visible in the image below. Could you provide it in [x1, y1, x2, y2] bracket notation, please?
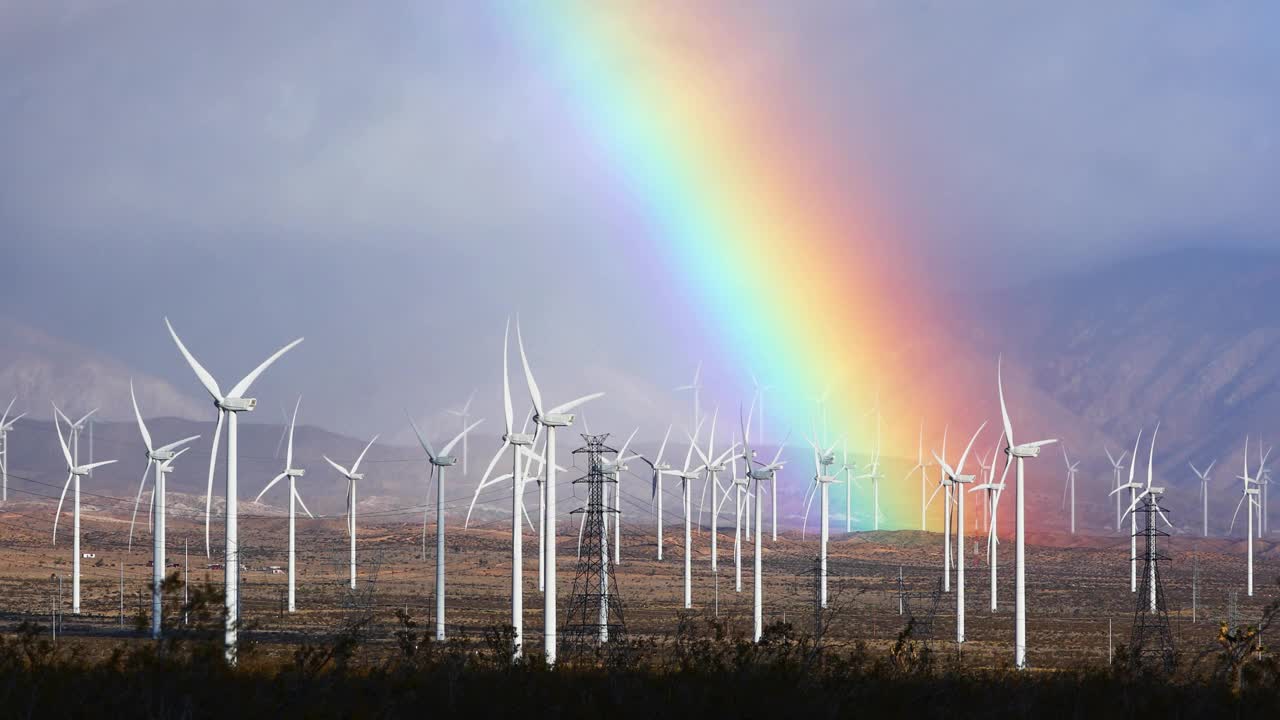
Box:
[1104, 447, 1129, 533]
[252, 397, 312, 613]
[0, 398, 26, 502]
[750, 373, 777, 540]
[801, 434, 840, 608]
[675, 362, 703, 434]
[724, 430, 750, 592]
[165, 317, 302, 665]
[1189, 460, 1216, 538]
[447, 390, 476, 475]
[1118, 424, 1171, 612]
[997, 356, 1057, 670]
[472, 318, 537, 659]
[516, 320, 604, 666]
[673, 420, 705, 608]
[970, 431, 1006, 612]
[925, 426, 952, 591]
[1061, 447, 1080, 535]
[692, 409, 739, 575]
[54, 406, 99, 479]
[128, 381, 199, 637]
[934, 422, 985, 644]
[1111, 431, 1145, 593]
[740, 406, 786, 642]
[51, 410, 118, 615]
[862, 409, 885, 531]
[976, 451, 993, 536]
[409, 416, 482, 642]
[323, 436, 378, 592]
[1229, 437, 1262, 596]
[639, 425, 673, 560]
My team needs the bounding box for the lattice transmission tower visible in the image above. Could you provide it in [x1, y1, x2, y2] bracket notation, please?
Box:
[1131, 494, 1176, 673]
[560, 434, 627, 659]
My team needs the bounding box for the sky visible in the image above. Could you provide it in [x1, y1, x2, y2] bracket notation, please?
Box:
[3, 1, 1280, 439]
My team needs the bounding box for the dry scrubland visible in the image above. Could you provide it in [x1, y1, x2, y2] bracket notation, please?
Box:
[2, 506, 1280, 717]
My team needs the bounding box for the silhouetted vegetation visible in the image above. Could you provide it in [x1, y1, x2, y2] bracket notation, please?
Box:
[4, 585, 1280, 718]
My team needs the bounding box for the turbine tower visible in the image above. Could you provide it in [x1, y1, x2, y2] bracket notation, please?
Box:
[473, 318, 536, 659]
[409, 415, 481, 641]
[639, 425, 673, 560]
[750, 373, 776, 539]
[165, 317, 302, 665]
[935, 423, 985, 644]
[1104, 447, 1129, 533]
[1111, 431, 1145, 593]
[862, 410, 884, 531]
[1061, 447, 1080, 534]
[323, 436, 378, 591]
[740, 407, 786, 642]
[1189, 460, 1216, 538]
[926, 427, 953, 591]
[252, 397, 312, 613]
[692, 409, 738, 575]
[801, 435, 840, 608]
[997, 356, 1057, 670]
[674, 420, 704, 608]
[516, 320, 603, 666]
[971, 431, 1006, 612]
[842, 438, 857, 534]
[0, 398, 27, 502]
[128, 381, 199, 636]
[51, 410, 118, 615]
[1229, 437, 1261, 596]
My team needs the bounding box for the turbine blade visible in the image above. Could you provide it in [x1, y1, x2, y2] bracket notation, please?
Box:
[515, 319, 544, 418]
[956, 422, 987, 475]
[80, 459, 117, 472]
[204, 410, 225, 557]
[997, 356, 1014, 446]
[228, 337, 304, 399]
[52, 408, 73, 469]
[324, 456, 352, 478]
[478, 440, 511, 490]
[286, 396, 301, 470]
[293, 486, 314, 519]
[502, 318, 514, 436]
[52, 471, 73, 544]
[155, 435, 200, 455]
[164, 318, 223, 400]
[441, 419, 482, 457]
[1229, 493, 1247, 534]
[129, 380, 154, 453]
[350, 435, 379, 476]
[407, 413, 438, 461]
[254, 473, 287, 504]
[548, 392, 605, 416]
[128, 460, 154, 553]
[656, 424, 672, 466]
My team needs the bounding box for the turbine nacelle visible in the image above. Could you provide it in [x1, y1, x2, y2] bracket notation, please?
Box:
[815, 474, 838, 484]
[953, 474, 976, 484]
[286, 468, 305, 478]
[430, 456, 458, 468]
[216, 397, 257, 413]
[537, 412, 574, 427]
[1008, 440, 1055, 459]
[749, 469, 774, 481]
[147, 449, 178, 463]
[504, 432, 535, 447]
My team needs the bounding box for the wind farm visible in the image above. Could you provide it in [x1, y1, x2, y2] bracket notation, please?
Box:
[5, 1, 1280, 717]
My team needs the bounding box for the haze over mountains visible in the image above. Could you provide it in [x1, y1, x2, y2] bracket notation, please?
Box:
[2, 247, 1278, 535]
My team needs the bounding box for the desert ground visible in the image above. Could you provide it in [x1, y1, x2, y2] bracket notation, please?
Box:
[2, 494, 1277, 672]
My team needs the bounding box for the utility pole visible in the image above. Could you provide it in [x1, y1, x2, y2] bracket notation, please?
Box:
[119, 561, 125, 628]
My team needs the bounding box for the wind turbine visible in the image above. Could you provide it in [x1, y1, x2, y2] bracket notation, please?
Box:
[905, 422, 927, 531]
[472, 318, 536, 659]
[1229, 438, 1262, 596]
[1189, 460, 1216, 538]
[692, 408, 739, 575]
[842, 439, 857, 533]
[997, 356, 1057, 670]
[926, 426, 952, 591]
[750, 373, 777, 539]
[639, 425, 673, 560]
[0, 398, 26, 502]
[934, 422, 985, 644]
[862, 409, 885, 531]
[976, 451, 993, 535]
[1111, 431, 1145, 593]
[740, 407, 786, 642]
[970, 430, 1006, 612]
[165, 317, 302, 665]
[252, 397, 312, 613]
[516, 320, 603, 666]
[801, 434, 840, 608]
[1104, 447, 1129, 533]
[675, 362, 703, 433]
[1061, 447, 1080, 534]
[409, 415, 481, 642]
[447, 390, 476, 475]
[1119, 424, 1171, 612]
[674, 420, 705, 608]
[323, 436, 378, 591]
[51, 410, 117, 615]
[128, 381, 199, 637]
[54, 406, 99, 478]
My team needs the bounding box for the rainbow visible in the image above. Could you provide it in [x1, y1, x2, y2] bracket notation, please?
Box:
[504, 3, 1004, 529]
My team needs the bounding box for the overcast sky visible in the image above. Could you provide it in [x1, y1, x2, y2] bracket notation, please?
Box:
[3, 1, 1279, 437]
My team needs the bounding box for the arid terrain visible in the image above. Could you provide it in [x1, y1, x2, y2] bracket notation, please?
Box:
[3, 494, 1278, 672]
